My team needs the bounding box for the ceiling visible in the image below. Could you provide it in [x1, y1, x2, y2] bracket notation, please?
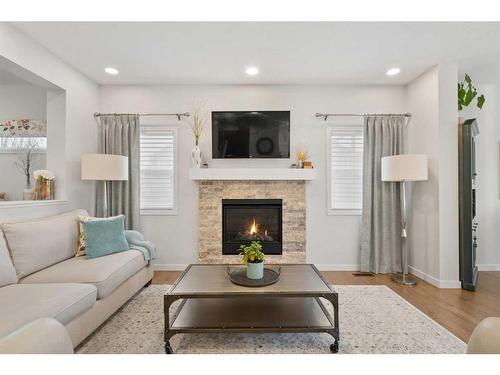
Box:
[12, 22, 500, 85]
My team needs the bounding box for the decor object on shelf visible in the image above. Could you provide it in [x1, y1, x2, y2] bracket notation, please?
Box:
[381, 154, 428, 285]
[14, 140, 40, 200]
[295, 143, 310, 169]
[81, 153, 129, 217]
[303, 161, 314, 169]
[458, 73, 486, 112]
[239, 241, 265, 279]
[191, 144, 202, 168]
[186, 105, 205, 168]
[33, 170, 55, 200]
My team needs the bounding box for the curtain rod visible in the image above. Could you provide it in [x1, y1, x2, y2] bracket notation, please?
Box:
[315, 113, 411, 121]
[94, 112, 190, 121]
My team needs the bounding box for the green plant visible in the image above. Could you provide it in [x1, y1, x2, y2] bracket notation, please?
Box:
[239, 241, 265, 264]
[458, 74, 486, 111]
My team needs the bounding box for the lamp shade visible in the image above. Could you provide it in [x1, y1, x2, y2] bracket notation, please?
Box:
[81, 154, 128, 181]
[381, 154, 428, 182]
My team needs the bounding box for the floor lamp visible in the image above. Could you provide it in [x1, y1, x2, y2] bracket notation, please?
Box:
[81, 153, 129, 217]
[381, 154, 428, 285]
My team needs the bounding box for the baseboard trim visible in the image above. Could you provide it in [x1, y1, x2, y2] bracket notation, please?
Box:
[408, 266, 461, 289]
[153, 263, 189, 271]
[477, 264, 500, 271]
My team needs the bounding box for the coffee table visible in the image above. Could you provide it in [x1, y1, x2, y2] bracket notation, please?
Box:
[164, 264, 339, 353]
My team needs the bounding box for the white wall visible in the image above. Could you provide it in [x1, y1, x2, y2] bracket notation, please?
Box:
[406, 65, 460, 288]
[437, 64, 459, 283]
[0, 83, 47, 201]
[406, 67, 441, 281]
[100, 84, 407, 269]
[0, 23, 99, 222]
[461, 85, 500, 270]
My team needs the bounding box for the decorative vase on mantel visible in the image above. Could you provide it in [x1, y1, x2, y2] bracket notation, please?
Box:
[191, 143, 202, 168]
[23, 188, 33, 200]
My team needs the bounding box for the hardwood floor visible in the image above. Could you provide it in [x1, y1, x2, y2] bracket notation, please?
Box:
[153, 270, 500, 343]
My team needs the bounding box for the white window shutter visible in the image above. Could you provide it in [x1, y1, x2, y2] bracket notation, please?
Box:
[140, 126, 177, 213]
[329, 126, 363, 212]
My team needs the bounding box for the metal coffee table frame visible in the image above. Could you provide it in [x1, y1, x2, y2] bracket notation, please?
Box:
[164, 264, 339, 354]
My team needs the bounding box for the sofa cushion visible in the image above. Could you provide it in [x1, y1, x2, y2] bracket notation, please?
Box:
[2, 209, 88, 279]
[20, 249, 147, 299]
[82, 215, 129, 259]
[0, 231, 17, 286]
[0, 317, 74, 354]
[0, 283, 97, 338]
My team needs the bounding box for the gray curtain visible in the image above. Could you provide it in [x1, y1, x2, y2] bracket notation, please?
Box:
[96, 114, 140, 230]
[360, 115, 407, 273]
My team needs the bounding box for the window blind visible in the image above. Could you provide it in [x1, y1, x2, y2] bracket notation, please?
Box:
[140, 126, 176, 212]
[329, 126, 363, 211]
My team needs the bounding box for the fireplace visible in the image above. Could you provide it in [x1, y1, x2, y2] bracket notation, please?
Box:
[222, 199, 283, 255]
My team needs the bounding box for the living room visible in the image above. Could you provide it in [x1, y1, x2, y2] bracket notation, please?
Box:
[1, 1, 500, 371]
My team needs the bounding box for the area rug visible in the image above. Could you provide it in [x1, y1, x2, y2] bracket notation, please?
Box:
[77, 285, 466, 354]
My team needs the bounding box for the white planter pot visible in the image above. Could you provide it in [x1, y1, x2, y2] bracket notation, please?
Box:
[247, 262, 264, 280]
[191, 145, 202, 168]
[23, 188, 33, 200]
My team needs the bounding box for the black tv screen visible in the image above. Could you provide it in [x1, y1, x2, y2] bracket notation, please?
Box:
[212, 111, 290, 158]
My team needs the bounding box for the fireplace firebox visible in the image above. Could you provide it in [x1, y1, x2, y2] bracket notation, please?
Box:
[222, 199, 282, 255]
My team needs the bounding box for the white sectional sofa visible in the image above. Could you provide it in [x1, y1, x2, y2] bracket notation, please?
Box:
[0, 209, 154, 353]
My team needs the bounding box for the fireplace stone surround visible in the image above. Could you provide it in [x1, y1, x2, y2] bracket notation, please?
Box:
[198, 180, 306, 264]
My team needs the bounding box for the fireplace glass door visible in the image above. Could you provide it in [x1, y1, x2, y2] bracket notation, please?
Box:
[222, 199, 282, 255]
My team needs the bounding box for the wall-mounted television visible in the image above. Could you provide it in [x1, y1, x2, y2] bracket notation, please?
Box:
[212, 111, 290, 159]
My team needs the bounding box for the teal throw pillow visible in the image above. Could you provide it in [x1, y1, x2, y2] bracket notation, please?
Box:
[82, 215, 129, 259]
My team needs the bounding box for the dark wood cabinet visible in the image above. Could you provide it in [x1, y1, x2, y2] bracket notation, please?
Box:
[458, 118, 479, 291]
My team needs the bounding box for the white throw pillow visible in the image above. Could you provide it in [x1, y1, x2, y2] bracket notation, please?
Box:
[0, 229, 17, 286]
[2, 209, 88, 279]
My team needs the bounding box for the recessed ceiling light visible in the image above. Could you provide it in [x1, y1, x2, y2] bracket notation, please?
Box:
[105, 67, 119, 75]
[386, 68, 401, 76]
[245, 66, 259, 76]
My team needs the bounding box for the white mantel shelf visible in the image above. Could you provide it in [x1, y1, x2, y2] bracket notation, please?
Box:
[189, 168, 317, 181]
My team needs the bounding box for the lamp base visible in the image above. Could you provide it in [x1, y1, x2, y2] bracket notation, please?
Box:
[391, 272, 417, 286]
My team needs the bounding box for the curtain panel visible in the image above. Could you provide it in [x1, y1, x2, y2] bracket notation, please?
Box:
[96, 114, 140, 230]
[360, 115, 407, 274]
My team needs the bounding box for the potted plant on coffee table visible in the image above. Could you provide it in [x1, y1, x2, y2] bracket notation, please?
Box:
[239, 241, 265, 280]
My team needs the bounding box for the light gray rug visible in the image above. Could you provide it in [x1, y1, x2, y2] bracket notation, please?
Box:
[77, 285, 466, 354]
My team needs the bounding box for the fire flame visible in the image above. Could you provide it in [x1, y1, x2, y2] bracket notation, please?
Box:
[249, 217, 258, 235]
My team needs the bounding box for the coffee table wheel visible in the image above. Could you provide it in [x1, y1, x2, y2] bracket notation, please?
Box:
[165, 341, 173, 354]
[330, 341, 339, 353]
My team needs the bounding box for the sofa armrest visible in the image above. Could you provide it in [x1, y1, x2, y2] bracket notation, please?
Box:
[467, 317, 500, 354]
[0, 317, 73, 354]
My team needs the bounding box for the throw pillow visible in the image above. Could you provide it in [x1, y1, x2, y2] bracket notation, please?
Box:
[82, 215, 129, 259]
[77, 214, 123, 257]
[76, 215, 93, 257]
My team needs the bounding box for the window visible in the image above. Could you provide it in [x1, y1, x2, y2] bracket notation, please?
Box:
[0, 137, 47, 152]
[140, 125, 177, 215]
[327, 125, 363, 215]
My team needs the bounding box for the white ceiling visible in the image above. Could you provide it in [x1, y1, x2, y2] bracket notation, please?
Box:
[12, 22, 500, 85]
